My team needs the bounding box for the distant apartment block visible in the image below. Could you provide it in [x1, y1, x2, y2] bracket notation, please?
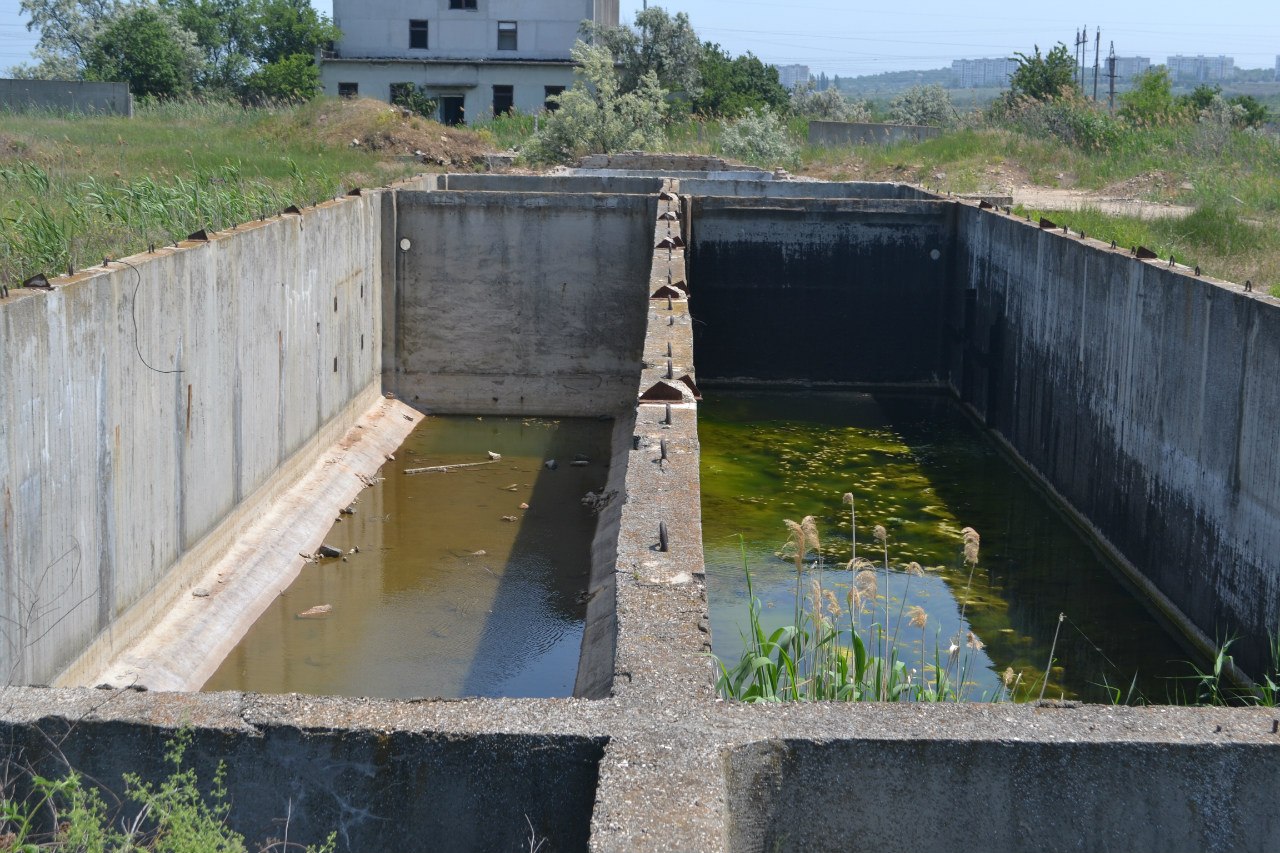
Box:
[776, 64, 810, 91]
[1275, 55, 1279, 81]
[950, 58, 1018, 88]
[1166, 54, 1235, 83]
[1110, 56, 1151, 83]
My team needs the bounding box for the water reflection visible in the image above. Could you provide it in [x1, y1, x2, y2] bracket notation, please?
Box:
[204, 416, 612, 698]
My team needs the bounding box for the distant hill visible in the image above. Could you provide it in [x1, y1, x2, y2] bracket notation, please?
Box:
[834, 68, 953, 97]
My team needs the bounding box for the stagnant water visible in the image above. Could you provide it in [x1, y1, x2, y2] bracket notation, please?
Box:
[700, 390, 1196, 703]
[204, 416, 612, 699]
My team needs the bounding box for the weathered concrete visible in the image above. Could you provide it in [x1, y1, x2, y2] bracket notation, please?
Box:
[441, 174, 663, 195]
[566, 168, 776, 181]
[687, 197, 954, 385]
[953, 205, 1280, 674]
[808, 119, 941, 147]
[386, 190, 657, 416]
[577, 154, 767, 173]
[3, 172, 1280, 853]
[0, 192, 392, 688]
[0, 78, 133, 115]
[680, 178, 926, 201]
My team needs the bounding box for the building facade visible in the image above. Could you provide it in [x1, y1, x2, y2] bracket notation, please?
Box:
[950, 58, 1019, 88]
[1110, 56, 1151, 84]
[776, 64, 810, 91]
[320, 0, 618, 124]
[1166, 54, 1235, 83]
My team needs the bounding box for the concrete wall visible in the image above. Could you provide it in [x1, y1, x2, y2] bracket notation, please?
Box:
[330, 0, 613, 60]
[320, 60, 574, 117]
[687, 197, 954, 385]
[679, 178, 926, 201]
[385, 190, 657, 416]
[441, 174, 663, 194]
[0, 194, 388, 686]
[0, 79, 132, 116]
[953, 206, 1280, 673]
[808, 120, 941, 147]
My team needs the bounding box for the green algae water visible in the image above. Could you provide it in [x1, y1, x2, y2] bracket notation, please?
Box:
[204, 415, 611, 699]
[700, 390, 1194, 703]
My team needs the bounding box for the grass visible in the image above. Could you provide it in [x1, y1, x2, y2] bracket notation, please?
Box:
[0, 729, 335, 852]
[715, 504, 1027, 704]
[0, 98, 491, 286]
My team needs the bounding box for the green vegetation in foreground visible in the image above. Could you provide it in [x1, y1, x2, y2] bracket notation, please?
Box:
[0, 729, 335, 851]
[0, 98, 436, 285]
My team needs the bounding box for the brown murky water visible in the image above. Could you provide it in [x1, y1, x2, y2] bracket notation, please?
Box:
[203, 415, 613, 699]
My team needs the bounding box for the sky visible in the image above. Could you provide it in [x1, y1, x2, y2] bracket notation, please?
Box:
[3, 0, 1278, 76]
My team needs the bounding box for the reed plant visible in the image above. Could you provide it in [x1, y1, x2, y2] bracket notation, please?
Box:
[714, 497, 1019, 703]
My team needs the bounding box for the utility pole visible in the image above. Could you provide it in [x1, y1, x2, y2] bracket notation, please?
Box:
[1092, 27, 1101, 101]
[1074, 27, 1088, 88]
[1106, 41, 1117, 113]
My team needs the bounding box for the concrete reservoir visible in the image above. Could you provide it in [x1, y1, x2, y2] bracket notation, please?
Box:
[1, 166, 1278, 852]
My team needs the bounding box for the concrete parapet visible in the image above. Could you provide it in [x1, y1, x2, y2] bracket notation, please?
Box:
[680, 178, 925, 200]
[442, 174, 663, 195]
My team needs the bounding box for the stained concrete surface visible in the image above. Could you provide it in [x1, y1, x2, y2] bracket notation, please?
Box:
[3, 173, 1279, 853]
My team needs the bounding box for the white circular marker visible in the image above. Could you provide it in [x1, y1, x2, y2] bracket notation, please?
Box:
[399, 238, 411, 251]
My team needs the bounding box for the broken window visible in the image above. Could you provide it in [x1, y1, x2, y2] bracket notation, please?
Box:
[338, 82, 358, 98]
[449, 0, 476, 8]
[544, 85, 565, 111]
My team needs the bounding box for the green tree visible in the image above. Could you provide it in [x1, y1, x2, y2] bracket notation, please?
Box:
[526, 41, 667, 163]
[1120, 67, 1175, 124]
[1227, 94, 1268, 129]
[162, 0, 258, 92]
[243, 52, 320, 101]
[12, 0, 122, 79]
[84, 5, 203, 98]
[582, 7, 701, 99]
[1009, 43, 1076, 100]
[691, 42, 788, 118]
[790, 81, 869, 122]
[890, 84, 954, 126]
[253, 0, 338, 65]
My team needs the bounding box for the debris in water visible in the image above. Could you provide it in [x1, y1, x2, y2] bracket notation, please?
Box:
[317, 544, 342, 559]
[487, 451, 502, 460]
[471, 550, 487, 557]
[570, 460, 589, 467]
[350, 547, 360, 554]
[405, 459, 500, 475]
[340, 504, 356, 515]
[545, 459, 558, 470]
[297, 604, 333, 619]
[501, 515, 518, 522]
[504, 484, 519, 491]
[520, 502, 530, 510]
[192, 588, 210, 598]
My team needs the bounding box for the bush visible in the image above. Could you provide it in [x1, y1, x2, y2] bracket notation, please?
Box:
[718, 107, 796, 166]
[524, 41, 667, 163]
[994, 90, 1122, 151]
[1120, 68, 1176, 126]
[889, 84, 954, 127]
[790, 82, 870, 122]
[1009, 43, 1077, 101]
[242, 54, 321, 103]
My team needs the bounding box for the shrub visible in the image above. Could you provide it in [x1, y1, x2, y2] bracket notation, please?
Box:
[1009, 43, 1077, 101]
[790, 82, 870, 122]
[995, 90, 1122, 151]
[889, 84, 954, 127]
[718, 107, 796, 166]
[524, 41, 667, 163]
[1120, 68, 1176, 126]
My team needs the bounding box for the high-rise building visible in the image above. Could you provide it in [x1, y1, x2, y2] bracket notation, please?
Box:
[776, 64, 811, 91]
[1166, 55, 1236, 83]
[1110, 56, 1151, 83]
[950, 58, 1019, 88]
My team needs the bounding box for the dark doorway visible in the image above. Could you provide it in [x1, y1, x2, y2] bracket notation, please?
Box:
[492, 85, 514, 116]
[440, 96, 465, 126]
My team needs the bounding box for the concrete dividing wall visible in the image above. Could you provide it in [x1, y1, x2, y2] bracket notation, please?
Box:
[808, 120, 940, 147]
[680, 178, 925, 200]
[442, 174, 663, 195]
[953, 206, 1280, 673]
[0, 193, 388, 686]
[687, 197, 954, 384]
[386, 190, 657, 416]
[0, 79, 133, 115]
